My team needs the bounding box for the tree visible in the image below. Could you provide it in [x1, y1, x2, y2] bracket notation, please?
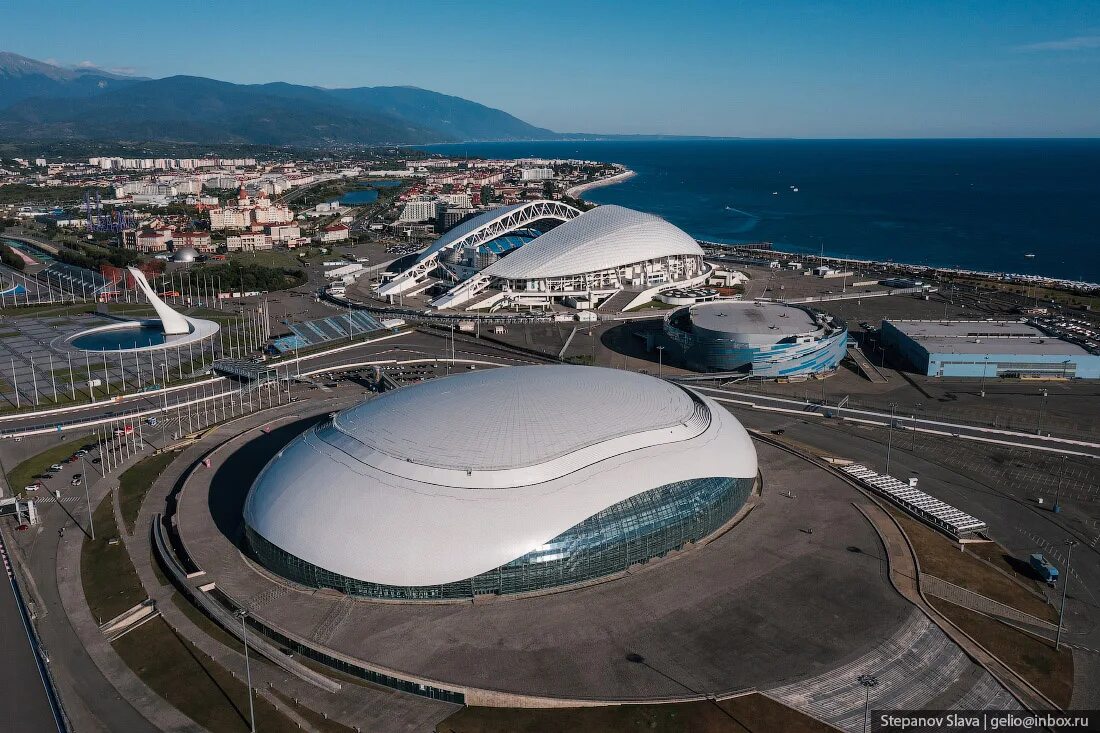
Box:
[0, 243, 25, 271]
[542, 180, 555, 199]
[480, 184, 494, 206]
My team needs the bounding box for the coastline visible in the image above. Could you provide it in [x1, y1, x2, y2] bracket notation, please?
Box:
[699, 240, 1100, 293]
[565, 169, 636, 199]
[564, 165, 1097, 292]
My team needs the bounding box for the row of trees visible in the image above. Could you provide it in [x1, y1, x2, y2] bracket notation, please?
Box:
[192, 262, 307, 292]
[1, 243, 25, 271]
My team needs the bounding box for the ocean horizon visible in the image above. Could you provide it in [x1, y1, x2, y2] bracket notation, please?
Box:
[425, 139, 1100, 284]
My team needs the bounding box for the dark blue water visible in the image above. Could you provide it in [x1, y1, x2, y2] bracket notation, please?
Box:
[425, 140, 1100, 283]
[72, 326, 168, 351]
[336, 180, 402, 206]
[337, 189, 379, 205]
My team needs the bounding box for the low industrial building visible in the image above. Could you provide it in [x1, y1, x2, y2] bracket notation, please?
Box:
[664, 300, 848, 377]
[880, 319, 1100, 378]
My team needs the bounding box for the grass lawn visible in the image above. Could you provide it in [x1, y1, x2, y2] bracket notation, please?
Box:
[966, 542, 1053, 596]
[436, 694, 832, 733]
[228, 250, 301, 270]
[0, 303, 97, 317]
[7, 433, 94, 496]
[112, 617, 301, 733]
[118, 451, 177, 533]
[888, 508, 1057, 622]
[626, 299, 677, 311]
[930, 598, 1073, 708]
[80, 493, 146, 624]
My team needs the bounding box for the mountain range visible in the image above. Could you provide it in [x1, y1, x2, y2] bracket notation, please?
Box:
[0, 52, 559, 146]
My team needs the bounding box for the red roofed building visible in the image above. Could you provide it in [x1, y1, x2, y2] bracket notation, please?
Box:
[318, 224, 350, 243]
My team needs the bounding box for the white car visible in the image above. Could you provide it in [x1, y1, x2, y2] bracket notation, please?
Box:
[24, 483, 42, 492]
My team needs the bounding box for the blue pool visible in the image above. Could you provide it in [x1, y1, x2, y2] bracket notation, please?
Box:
[71, 326, 170, 351]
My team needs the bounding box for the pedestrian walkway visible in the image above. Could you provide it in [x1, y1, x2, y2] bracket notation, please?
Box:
[766, 610, 1018, 732]
[922, 575, 1058, 635]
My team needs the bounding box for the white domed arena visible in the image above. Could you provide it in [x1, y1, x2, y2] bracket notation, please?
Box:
[243, 365, 758, 600]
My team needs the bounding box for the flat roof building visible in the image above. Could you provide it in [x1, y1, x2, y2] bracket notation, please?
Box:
[880, 319, 1100, 379]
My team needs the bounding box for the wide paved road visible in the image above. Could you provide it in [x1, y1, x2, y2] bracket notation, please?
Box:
[0, 532, 60, 733]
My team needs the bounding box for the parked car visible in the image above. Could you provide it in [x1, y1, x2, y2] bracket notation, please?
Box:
[71, 475, 83, 487]
[41, 473, 55, 479]
[90, 458, 101, 465]
[49, 463, 64, 472]
[24, 482, 43, 492]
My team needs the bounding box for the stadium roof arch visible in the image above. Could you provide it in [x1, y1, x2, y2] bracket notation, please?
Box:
[376, 199, 581, 297]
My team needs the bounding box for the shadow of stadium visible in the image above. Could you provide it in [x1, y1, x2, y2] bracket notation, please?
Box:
[207, 415, 326, 548]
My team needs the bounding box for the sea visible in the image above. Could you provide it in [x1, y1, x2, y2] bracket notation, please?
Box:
[424, 139, 1100, 284]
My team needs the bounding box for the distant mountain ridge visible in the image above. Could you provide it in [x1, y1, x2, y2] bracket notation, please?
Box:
[0, 52, 560, 146]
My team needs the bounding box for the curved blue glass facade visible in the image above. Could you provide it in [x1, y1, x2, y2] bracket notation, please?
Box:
[665, 307, 848, 377]
[246, 475, 755, 601]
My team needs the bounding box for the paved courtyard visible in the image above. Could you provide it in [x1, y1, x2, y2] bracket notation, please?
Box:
[177, 412, 919, 701]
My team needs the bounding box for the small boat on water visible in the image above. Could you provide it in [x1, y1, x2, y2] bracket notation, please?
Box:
[1024, 253, 1036, 258]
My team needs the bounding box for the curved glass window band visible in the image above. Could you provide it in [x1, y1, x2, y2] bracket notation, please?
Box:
[246, 475, 754, 601]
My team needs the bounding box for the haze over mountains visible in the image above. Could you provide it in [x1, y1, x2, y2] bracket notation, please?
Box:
[0, 52, 559, 146]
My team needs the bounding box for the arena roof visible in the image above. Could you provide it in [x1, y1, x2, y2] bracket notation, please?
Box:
[329, 366, 699, 472]
[244, 365, 757, 587]
[688, 301, 822, 336]
[483, 205, 703, 280]
[886, 320, 1092, 356]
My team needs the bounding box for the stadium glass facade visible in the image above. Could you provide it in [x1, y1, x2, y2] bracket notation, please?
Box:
[246, 475, 756, 601]
[664, 307, 848, 377]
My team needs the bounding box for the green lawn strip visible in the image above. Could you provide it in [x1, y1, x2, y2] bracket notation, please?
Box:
[0, 303, 96, 317]
[118, 452, 177, 533]
[965, 542, 1054, 597]
[0, 330, 19, 338]
[80, 493, 147, 624]
[626, 299, 677, 311]
[888, 507, 1057, 622]
[929, 598, 1073, 708]
[7, 433, 94, 496]
[267, 688, 357, 733]
[112, 617, 300, 733]
[436, 693, 833, 733]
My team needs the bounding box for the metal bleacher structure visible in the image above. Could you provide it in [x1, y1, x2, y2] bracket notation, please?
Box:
[271, 311, 385, 353]
[841, 464, 987, 539]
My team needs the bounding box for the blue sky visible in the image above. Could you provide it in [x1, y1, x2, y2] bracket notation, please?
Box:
[4, 0, 1098, 137]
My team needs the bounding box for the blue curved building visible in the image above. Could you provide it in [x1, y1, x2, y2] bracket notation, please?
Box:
[664, 301, 848, 377]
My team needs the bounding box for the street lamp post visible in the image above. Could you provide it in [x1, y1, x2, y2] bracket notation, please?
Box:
[80, 455, 94, 540]
[858, 674, 879, 733]
[1037, 389, 1049, 436]
[1055, 540, 1078, 652]
[885, 403, 898, 475]
[237, 610, 256, 732]
[656, 346, 665, 378]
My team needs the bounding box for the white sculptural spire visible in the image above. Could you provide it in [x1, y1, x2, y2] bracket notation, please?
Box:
[127, 266, 190, 335]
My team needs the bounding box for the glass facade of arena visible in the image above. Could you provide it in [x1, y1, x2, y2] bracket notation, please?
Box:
[246, 475, 755, 601]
